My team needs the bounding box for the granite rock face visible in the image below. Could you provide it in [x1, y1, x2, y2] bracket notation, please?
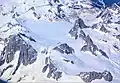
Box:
[1, 34, 37, 65]
[102, 70, 113, 82]
[75, 18, 89, 29]
[19, 43, 37, 66]
[79, 30, 86, 40]
[69, 18, 89, 39]
[0, 34, 37, 76]
[77, 70, 113, 83]
[53, 43, 74, 54]
[78, 71, 102, 82]
[80, 35, 99, 56]
[100, 25, 109, 33]
[0, 56, 5, 66]
[99, 49, 109, 59]
[42, 57, 62, 81]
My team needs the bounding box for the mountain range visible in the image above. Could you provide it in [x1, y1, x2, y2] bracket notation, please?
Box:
[0, 0, 120, 83]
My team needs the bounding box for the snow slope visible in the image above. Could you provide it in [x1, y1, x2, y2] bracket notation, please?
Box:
[0, 0, 120, 83]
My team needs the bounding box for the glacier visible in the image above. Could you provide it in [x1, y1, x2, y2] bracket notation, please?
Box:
[0, 0, 120, 83]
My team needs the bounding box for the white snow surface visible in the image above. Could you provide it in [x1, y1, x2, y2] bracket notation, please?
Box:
[0, 0, 120, 83]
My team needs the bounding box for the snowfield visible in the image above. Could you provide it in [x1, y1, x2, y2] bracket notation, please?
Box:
[0, 0, 120, 83]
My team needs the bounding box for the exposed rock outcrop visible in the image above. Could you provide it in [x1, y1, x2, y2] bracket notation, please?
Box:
[69, 18, 89, 39]
[42, 57, 62, 81]
[100, 25, 109, 33]
[0, 34, 37, 76]
[53, 43, 74, 54]
[81, 35, 99, 56]
[77, 70, 113, 82]
[102, 70, 113, 82]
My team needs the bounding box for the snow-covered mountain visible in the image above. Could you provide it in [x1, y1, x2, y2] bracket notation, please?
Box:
[0, 0, 120, 83]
